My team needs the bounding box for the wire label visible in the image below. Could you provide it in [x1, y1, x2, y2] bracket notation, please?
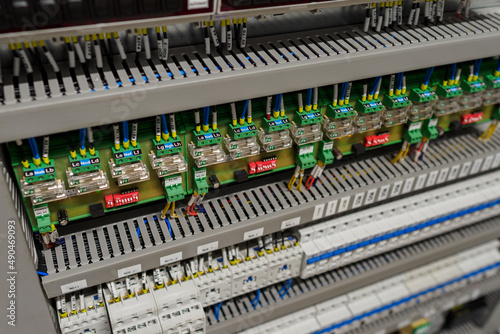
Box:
[61, 279, 87, 294]
[70, 157, 100, 168]
[156, 141, 182, 151]
[23, 167, 54, 178]
[325, 200, 338, 217]
[117, 264, 142, 278]
[197, 241, 219, 255]
[114, 149, 142, 160]
[281, 217, 300, 229]
[243, 228, 264, 241]
[160, 252, 183, 266]
[188, 0, 209, 10]
[313, 204, 325, 220]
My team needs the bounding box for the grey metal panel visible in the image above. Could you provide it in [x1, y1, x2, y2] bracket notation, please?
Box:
[236, 192, 256, 219]
[211, 199, 231, 226]
[195, 211, 211, 232]
[95, 228, 111, 260]
[54, 245, 67, 271]
[137, 219, 153, 247]
[105, 225, 122, 255]
[75, 233, 91, 264]
[145, 216, 162, 245]
[167, 215, 183, 238]
[125, 221, 143, 250]
[220, 197, 238, 223]
[202, 204, 221, 229]
[252, 188, 273, 213]
[244, 190, 265, 216]
[116, 224, 132, 253]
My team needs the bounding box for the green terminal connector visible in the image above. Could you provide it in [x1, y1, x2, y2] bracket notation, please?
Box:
[193, 129, 223, 146]
[262, 115, 291, 132]
[410, 88, 437, 103]
[163, 175, 186, 202]
[22, 159, 57, 183]
[295, 144, 317, 169]
[355, 99, 384, 114]
[228, 122, 258, 139]
[33, 205, 52, 233]
[295, 110, 323, 126]
[327, 104, 356, 119]
[383, 94, 412, 109]
[193, 168, 209, 194]
[422, 118, 439, 140]
[403, 121, 423, 144]
[153, 137, 183, 157]
[112, 143, 143, 165]
[69, 151, 102, 174]
[317, 140, 334, 165]
[461, 79, 486, 93]
[485, 74, 500, 89]
[436, 84, 463, 98]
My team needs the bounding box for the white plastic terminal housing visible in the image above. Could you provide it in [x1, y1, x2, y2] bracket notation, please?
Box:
[20, 178, 67, 205]
[354, 113, 381, 132]
[434, 96, 461, 116]
[66, 169, 110, 195]
[290, 123, 323, 146]
[460, 91, 484, 110]
[148, 152, 188, 178]
[188, 143, 228, 167]
[321, 117, 355, 140]
[108, 160, 150, 186]
[381, 106, 409, 127]
[58, 291, 111, 334]
[408, 101, 435, 122]
[257, 129, 293, 152]
[224, 136, 261, 160]
[483, 88, 500, 106]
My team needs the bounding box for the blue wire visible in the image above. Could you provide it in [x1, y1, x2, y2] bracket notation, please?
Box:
[340, 82, 348, 101]
[160, 115, 168, 136]
[399, 72, 404, 91]
[475, 59, 482, 76]
[241, 100, 249, 120]
[275, 94, 282, 112]
[251, 290, 261, 309]
[497, 57, 500, 73]
[203, 107, 209, 126]
[450, 63, 457, 82]
[306, 88, 312, 106]
[281, 279, 292, 298]
[214, 302, 222, 321]
[423, 67, 435, 86]
[370, 77, 381, 96]
[136, 226, 141, 237]
[165, 218, 173, 238]
[79, 128, 86, 150]
[28, 138, 40, 159]
[37, 271, 48, 276]
[122, 121, 129, 143]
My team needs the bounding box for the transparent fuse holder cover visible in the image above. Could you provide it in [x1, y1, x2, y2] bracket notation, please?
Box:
[188, 142, 228, 167]
[322, 117, 355, 140]
[355, 112, 382, 132]
[382, 109, 409, 127]
[148, 152, 188, 178]
[482, 89, 500, 106]
[20, 178, 67, 205]
[258, 129, 293, 152]
[434, 96, 461, 116]
[460, 92, 483, 110]
[108, 160, 150, 186]
[408, 101, 436, 122]
[224, 136, 260, 160]
[290, 123, 323, 145]
[66, 169, 110, 195]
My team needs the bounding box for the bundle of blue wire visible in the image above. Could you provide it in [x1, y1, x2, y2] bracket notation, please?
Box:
[241, 100, 250, 120]
[278, 278, 292, 299]
[306, 88, 313, 106]
[274, 94, 282, 112]
[203, 107, 210, 126]
[122, 121, 129, 143]
[79, 128, 86, 150]
[251, 289, 261, 309]
[27, 138, 40, 160]
[160, 115, 168, 136]
[450, 63, 457, 82]
[474, 59, 483, 77]
[396, 72, 404, 92]
[423, 67, 435, 86]
[214, 302, 223, 321]
[370, 77, 382, 96]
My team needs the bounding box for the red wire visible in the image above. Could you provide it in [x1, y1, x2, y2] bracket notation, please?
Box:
[305, 175, 315, 190]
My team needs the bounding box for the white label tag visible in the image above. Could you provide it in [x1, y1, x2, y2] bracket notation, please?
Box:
[188, 0, 209, 9]
[365, 188, 377, 205]
[160, 252, 183, 265]
[415, 174, 427, 190]
[437, 167, 449, 184]
[402, 177, 415, 194]
[194, 169, 206, 179]
[481, 155, 494, 171]
[408, 122, 422, 131]
[325, 200, 338, 216]
[243, 228, 264, 241]
[117, 264, 142, 278]
[448, 165, 460, 181]
[34, 206, 49, 217]
[197, 241, 219, 255]
[135, 35, 142, 53]
[281, 217, 300, 229]
[426, 170, 439, 187]
[378, 185, 390, 200]
[313, 204, 325, 220]
[352, 192, 365, 209]
[164, 176, 182, 187]
[323, 142, 334, 150]
[61, 279, 88, 294]
[397, 320, 411, 329]
[470, 158, 483, 174]
[299, 145, 314, 156]
[459, 161, 472, 177]
[492, 153, 500, 169]
[338, 196, 350, 212]
[390, 180, 403, 197]
[429, 118, 438, 127]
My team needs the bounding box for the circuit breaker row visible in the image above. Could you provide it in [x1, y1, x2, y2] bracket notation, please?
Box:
[239, 240, 500, 334]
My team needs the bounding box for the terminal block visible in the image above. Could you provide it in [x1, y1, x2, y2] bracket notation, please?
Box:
[485, 74, 500, 89]
[422, 118, 439, 140]
[163, 175, 186, 202]
[355, 99, 385, 114]
[403, 122, 423, 144]
[460, 80, 486, 110]
[409, 88, 437, 122]
[258, 129, 293, 152]
[224, 135, 260, 160]
[66, 169, 109, 195]
[22, 159, 57, 184]
[20, 178, 67, 205]
[290, 123, 323, 146]
[158, 302, 205, 334]
[229, 251, 269, 297]
[33, 205, 52, 233]
[326, 104, 356, 119]
[382, 94, 411, 127]
[482, 75, 500, 106]
[317, 140, 334, 165]
[193, 128, 223, 146]
[228, 122, 258, 139]
[188, 142, 227, 167]
[152, 137, 183, 156]
[193, 168, 209, 194]
[354, 111, 382, 132]
[261, 115, 291, 132]
[69, 152, 102, 174]
[148, 152, 188, 178]
[265, 239, 302, 285]
[295, 144, 317, 170]
[109, 160, 150, 186]
[434, 84, 463, 116]
[295, 110, 323, 126]
[322, 116, 354, 140]
[111, 144, 143, 165]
